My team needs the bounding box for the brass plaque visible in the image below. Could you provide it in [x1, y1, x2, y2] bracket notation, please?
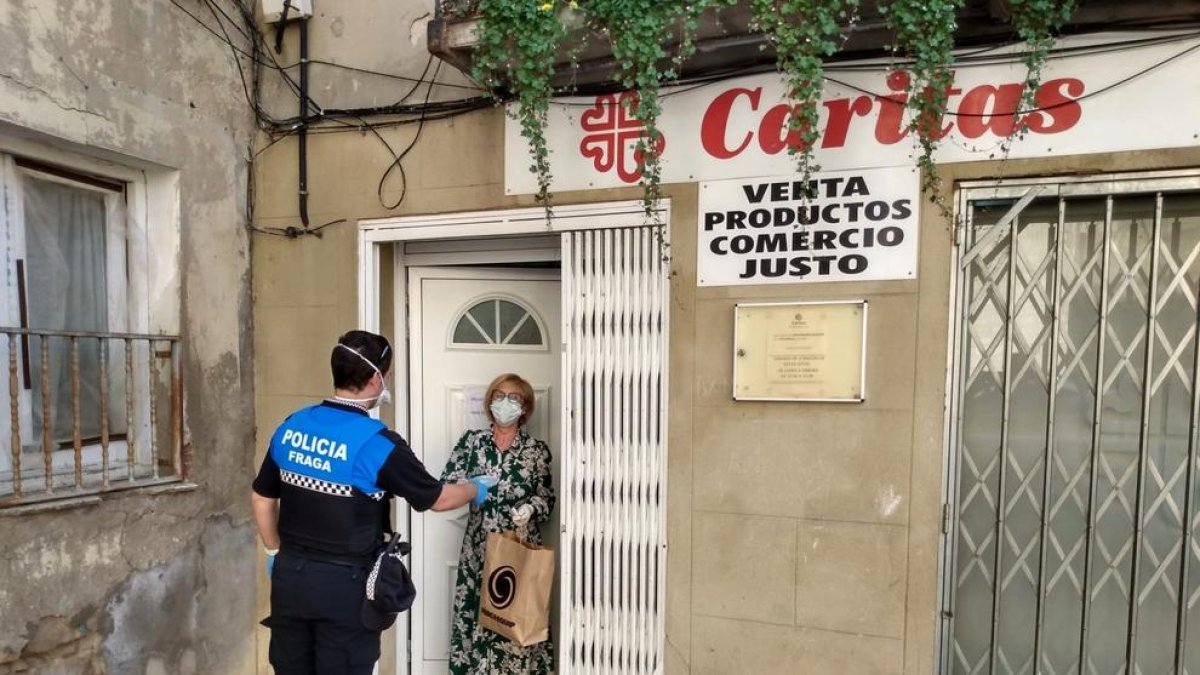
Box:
[733, 301, 867, 402]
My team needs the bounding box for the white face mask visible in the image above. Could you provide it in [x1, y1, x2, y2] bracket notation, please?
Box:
[335, 343, 391, 411]
[490, 398, 523, 427]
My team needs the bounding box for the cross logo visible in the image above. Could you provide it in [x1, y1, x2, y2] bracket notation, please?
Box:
[579, 91, 666, 184]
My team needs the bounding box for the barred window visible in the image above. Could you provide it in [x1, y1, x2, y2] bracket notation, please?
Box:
[0, 151, 183, 507]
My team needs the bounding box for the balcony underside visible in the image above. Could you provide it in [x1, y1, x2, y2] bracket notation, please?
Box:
[429, 0, 1200, 93]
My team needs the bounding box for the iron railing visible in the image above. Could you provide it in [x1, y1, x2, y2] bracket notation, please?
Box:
[0, 328, 184, 507]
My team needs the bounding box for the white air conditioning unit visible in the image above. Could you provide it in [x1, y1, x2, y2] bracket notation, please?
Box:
[261, 0, 312, 24]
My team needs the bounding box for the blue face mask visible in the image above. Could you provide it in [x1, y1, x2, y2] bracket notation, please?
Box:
[489, 398, 523, 426]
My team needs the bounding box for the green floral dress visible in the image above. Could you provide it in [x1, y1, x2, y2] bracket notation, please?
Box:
[440, 427, 555, 675]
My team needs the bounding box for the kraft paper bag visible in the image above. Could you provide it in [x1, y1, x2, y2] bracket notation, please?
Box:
[478, 531, 555, 646]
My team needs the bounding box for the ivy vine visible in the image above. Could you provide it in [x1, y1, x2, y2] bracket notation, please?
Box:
[749, 0, 859, 184]
[467, 0, 569, 209]
[586, 0, 724, 220]
[1010, 0, 1076, 131]
[881, 0, 964, 214]
[465, 0, 1075, 221]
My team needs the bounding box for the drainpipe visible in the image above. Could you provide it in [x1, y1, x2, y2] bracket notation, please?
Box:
[298, 14, 311, 228]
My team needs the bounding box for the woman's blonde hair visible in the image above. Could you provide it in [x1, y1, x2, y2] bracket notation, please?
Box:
[484, 373, 535, 427]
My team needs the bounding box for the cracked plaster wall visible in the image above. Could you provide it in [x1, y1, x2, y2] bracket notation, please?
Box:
[0, 1, 257, 673]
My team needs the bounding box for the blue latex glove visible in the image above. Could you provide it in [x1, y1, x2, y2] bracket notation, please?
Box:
[469, 475, 499, 506]
[265, 553, 276, 578]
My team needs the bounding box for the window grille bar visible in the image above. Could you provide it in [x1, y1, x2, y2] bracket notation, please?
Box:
[617, 228, 632, 673]
[1124, 193, 1165, 669]
[171, 341, 183, 479]
[1033, 197, 1069, 671]
[100, 337, 110, 488]
[988, 208, 1023, 675]
[560, 230, 578, 671]
[8, 334, 20, 499]
[1, 329, 183, 507]
[1079, 195, 1115, 673]
[582, 230, 597, 673]
[1174, 217, 1200, 673]
[584, 230, 596, 674]
[638, 226, 652, 674]
[962, 187, 1044, 270]
[125, 338, 135, 485]
[603, 227, 616, 671]
[605, 227, 618, 670]
[149, 341, 160, 481]
[940, 190, 978, 671]
[71, 337, 82, 489]
[41, 336, 52, 494]
[653, 226, 669, 671]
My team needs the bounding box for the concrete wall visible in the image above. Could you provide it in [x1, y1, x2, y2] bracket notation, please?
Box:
[249, 2, 1200, 674]
[0, 1, 257, 673]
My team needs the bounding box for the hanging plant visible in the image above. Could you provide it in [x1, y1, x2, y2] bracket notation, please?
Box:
[881, 0, 964, 214]
[747, 0, 860, 185]
[469, 0, 570, 209]
[586, 0, 723, 220]
[462, 0, 1076, 222]
[1010, 0, 1076, 133]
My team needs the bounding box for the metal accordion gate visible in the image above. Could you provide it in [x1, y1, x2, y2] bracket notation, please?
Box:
[559, 225, 670, 674]
[940, 171, 1200, 675]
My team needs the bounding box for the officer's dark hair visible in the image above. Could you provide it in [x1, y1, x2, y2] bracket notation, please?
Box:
[331, 330, 393, 391]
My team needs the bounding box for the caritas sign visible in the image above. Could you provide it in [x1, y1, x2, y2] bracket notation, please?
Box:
[698, 168, 918, 286]
[504, 32, 1200, 195]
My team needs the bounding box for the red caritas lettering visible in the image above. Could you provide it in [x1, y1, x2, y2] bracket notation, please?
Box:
[698, 73, 1086, 159]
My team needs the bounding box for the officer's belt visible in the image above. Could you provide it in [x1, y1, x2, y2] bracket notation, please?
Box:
[281, 542, 374, 568]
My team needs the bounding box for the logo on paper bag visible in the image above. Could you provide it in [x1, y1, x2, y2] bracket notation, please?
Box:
[487, 566, 517, 609]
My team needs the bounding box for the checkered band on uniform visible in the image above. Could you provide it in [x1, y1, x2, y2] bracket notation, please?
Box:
[281, 470, 385, 500]
[366, 555, 382, 600]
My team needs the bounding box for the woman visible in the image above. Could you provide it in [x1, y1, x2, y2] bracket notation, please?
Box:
[441, 372, 555, 674]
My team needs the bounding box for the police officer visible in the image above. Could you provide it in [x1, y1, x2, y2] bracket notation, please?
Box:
[251, 329, 494, 675]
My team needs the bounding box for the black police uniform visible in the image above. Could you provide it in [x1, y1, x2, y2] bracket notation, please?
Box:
[253, 400, 442, 675]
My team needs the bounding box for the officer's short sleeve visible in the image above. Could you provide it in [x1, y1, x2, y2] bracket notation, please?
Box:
[252, 451, 282, 498]
[374, 431, 443, 512]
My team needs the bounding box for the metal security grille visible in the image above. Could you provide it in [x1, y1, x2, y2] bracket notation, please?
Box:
[560, 226, 669, 674]
[940, 171, 1200, 675]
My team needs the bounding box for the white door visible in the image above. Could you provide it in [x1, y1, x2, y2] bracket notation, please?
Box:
[407, 266, 561, 675]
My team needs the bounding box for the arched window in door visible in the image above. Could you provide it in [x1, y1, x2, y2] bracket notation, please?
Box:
[450, 296, 546, 349]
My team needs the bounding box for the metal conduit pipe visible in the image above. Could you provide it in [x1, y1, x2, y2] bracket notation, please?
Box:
[298, 14, 310, 228]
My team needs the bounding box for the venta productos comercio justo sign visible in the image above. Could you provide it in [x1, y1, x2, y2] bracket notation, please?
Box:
[698, 167, 918, 286]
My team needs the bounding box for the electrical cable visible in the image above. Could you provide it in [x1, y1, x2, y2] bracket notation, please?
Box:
[374, 60, 444, 210]
[201, 0, 262, 122]
[277, 58, 483, 90]
[179, 0, 1200, 236]
[820, 37, 1200, 118]
[249, 217, 346, 238]
[169, 0, 292, 126]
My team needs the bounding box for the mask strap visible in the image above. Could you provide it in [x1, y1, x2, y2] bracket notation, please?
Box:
[337, 343, 383, 381]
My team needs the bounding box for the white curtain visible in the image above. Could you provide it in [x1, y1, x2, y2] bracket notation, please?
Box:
[23, 175, 113, 445]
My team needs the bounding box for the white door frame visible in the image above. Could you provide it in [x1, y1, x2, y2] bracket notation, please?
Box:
[356, 199, 670, 673]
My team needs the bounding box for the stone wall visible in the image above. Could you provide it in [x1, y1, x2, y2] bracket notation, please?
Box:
[0, 1, 257, 672]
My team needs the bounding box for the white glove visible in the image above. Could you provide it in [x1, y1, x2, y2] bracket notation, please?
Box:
[512, 504, 535, 528]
